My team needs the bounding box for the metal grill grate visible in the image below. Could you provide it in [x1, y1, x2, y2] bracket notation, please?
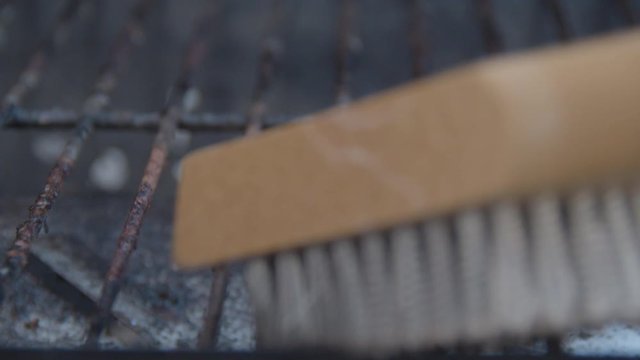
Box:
[0, 0, 638, 354]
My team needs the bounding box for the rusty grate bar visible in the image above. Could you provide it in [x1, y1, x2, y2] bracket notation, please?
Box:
[407, 0, 427, 78]
[244, 0, 282, 137]
[545, 0, 571, 42]
[335, 0, 356, 104]
[0, 0, 82, 125]
[2, 0, 153, 277]
[477, 0, 502, 54]
[197, 0, 283, 349]
[197, 266, 229, 349]
[4, 107, 292, 131]
[87, 2, 218, 344]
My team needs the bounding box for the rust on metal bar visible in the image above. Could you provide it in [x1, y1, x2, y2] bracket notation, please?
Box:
[197, 0, 283, 349]
[91, 107, 179, 343]
[545, 0, 571, 42]
[0, 0, 82, 125]
[83, 0, 154, 113]
[477, 0, 502, 54]
[407, 0, 427, 78]
[3, 0, 153, 274]
[6, 118, 88, 270]
[244, 1, 282, 136]
[197, 266, 229, 349]
[335, 0, 356, 104]
[335, 1, 356, 100]
[87, 3, 217, 344]
[243, 44, 275, 133]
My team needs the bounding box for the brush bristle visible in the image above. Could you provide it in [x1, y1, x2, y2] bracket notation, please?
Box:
[244, 185, 640, 353]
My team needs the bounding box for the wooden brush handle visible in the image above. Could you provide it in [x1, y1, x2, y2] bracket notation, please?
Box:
[174, 30, 640, 268]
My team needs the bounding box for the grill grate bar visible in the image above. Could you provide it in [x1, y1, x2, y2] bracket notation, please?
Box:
[87, 2, 218, 345]
[477, 0, 502, 54]
[2, 0, 153, 277]
[335, 0, 357, 104]
[1, 0, 82, 125]
[407, 0, 427, 78]
[2, 0, 153, 279]
[198, 0, 284, 349]
[545, 0, 571, 42]
[198, 266, 229, 349]
[244, 0, 282, 136]
[4, 107, 292, 131]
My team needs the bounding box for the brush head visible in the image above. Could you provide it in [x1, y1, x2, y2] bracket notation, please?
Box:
[171, 28, 640, 354]
[246, 184, 640, 353]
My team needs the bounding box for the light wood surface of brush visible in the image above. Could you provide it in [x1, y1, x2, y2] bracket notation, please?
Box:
[174, 29, 640, 268]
